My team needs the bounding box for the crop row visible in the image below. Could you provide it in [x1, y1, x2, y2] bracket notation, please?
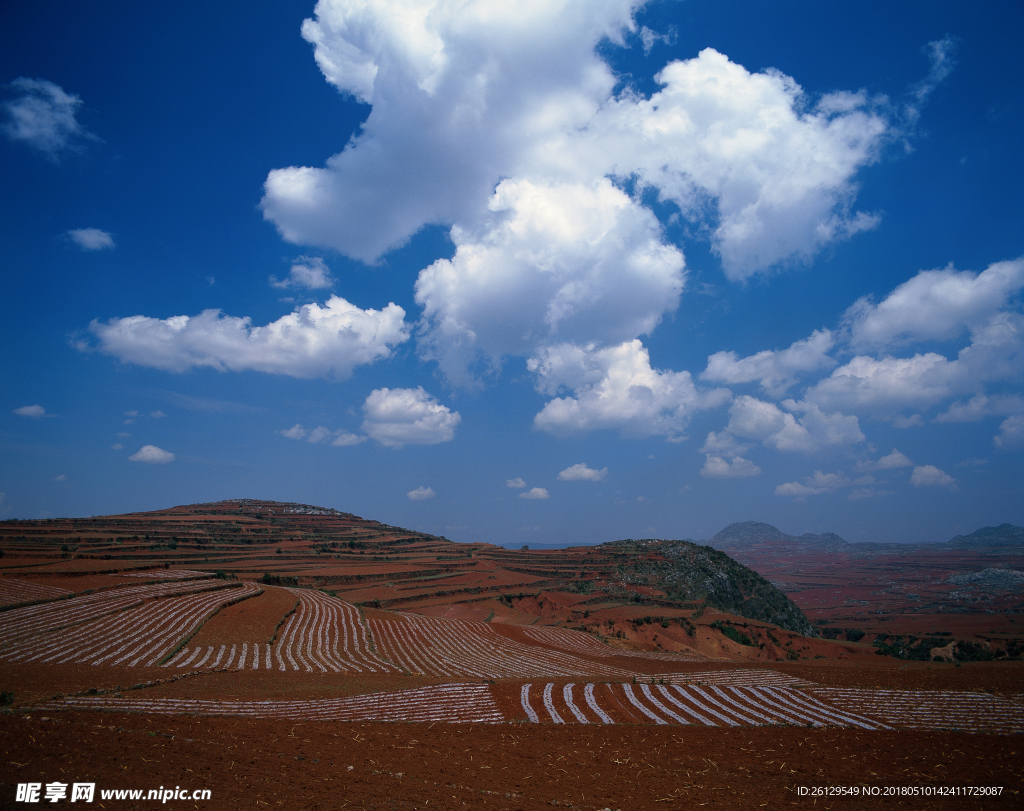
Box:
[33, 680, 1021, 732]
[521, 683, 884, 729]
[39, 683, 504, 723]
[639, 669, 812, 687]
[1, 582, 258, 667]
[0, 579, 237, 648]
[0, 577, 71, 606]
[808, 688, 1024, 734]
[518, 626, 704, 663]
[144, 591, 716, 678]
[369, 614, 637, 679]
[122, 569, 212, 579]
[267, 589, 399, 673]
[165, 642, 274, 670]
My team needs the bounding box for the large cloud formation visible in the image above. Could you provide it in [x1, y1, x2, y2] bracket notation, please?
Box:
[415, 178, 684, 383]
[805, 257, 1024, 418]
[263, 1, 888, 282]
[258, 0, 896, 404]
[698, 256, 1024, 477]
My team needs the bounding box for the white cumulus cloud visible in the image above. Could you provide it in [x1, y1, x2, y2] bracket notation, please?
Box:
[262, 3, 893, 283]
[715, 395, 864, 454]
[557, 463, 607, 482]
[775, 470, 875, 499]
[67, 228, 114, 251]
[530, 339, 729, 439]
[87, 295, 409, 380]
[14, 404, 46, 418]
[270, 256, 335, 290]
[2, 78, 96, 160]
[129, 445, 175, 464]
[933, 394, 1024, 423]
[910, 464, 956, 489]
[584, 48, 887, 279]
[506, 477, 527, 489]
[845, 257, 1024, 350]
[700, 455, 761, 479]
[415, 177, 684, 383]
[701, 329, 836, 397]
[261, 0, 637, 261]
[803, 352, 960, 416]
[855, 448, 913, 472]
[519, 487, 550, 500]
[407, 486, 436, 500]
[361, 386, 460, 448]
[993, 415, 1024, 450]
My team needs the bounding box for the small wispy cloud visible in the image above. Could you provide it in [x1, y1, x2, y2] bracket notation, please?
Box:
[2, 77, 97, 160]
[66, 228, 114, 251]
[269, 256, 335, 290]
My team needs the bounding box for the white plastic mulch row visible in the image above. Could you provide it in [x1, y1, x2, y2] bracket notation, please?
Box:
[34, 680, 1023, 732]
[0, 577, 72, 606]
[521, 683, 885, 729]
[121, 569, 213, 579]
[518, 626, 704, 663]
[0, 582, 259, 667]
[809, 688, 1024, 734]
[165, 642, 277, 670]
[369, 614, 638, 680]
[641, 669, 813, 687]
[39, 683, 504, 724]
[270, 590, 399, 674]
[0, 578, 227, 648]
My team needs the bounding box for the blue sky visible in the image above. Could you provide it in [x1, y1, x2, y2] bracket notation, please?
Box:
[2, 1, 1022, 546]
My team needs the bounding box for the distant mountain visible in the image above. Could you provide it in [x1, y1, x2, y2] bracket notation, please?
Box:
[706, 520, 1024, 555]
[707, 521, 848, 552]
[943, 524, 1024, 550]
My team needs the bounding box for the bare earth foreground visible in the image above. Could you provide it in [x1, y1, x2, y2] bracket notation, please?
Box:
[0, 501, 1021, 809]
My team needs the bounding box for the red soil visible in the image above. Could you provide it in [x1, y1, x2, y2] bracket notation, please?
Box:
[2, 712, 1019, 810]
[186, 585, 298, 646]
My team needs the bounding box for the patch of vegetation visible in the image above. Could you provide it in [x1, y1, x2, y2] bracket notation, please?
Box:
[260, 573, 298, 587]
[0, 691, 13, 706]
[873, 634, 1002, 662]
[711, 620, 754, 646]
[607, 539, 815, 636]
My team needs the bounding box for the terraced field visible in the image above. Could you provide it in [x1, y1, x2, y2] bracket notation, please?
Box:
[1, 501, 1021, 753]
